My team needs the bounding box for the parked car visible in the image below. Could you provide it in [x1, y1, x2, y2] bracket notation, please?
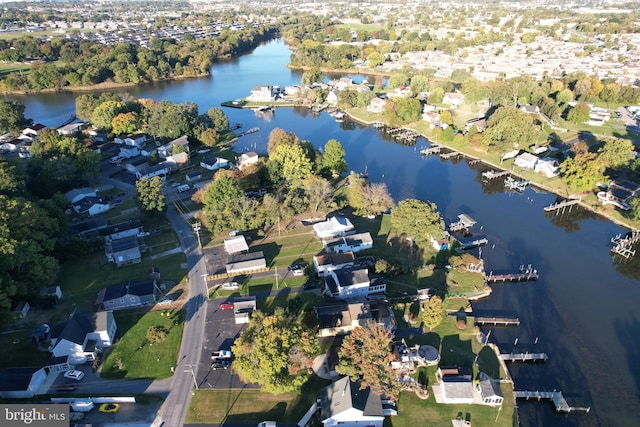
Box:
[258, 422, 277, 427]
[99, 403, 120, 413]
[56, 383, 79, 392]
[64, 370, 85, 381]
[109, 155, 123, 164]
[219, 301, 234, 310]
[211, 350, 233, 360]
[211, 360, 230, 370]
[221, 281, 240, 290]
[302, 282, 318, 290]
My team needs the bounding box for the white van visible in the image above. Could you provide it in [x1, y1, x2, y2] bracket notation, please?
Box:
[177, 184, 190, 193]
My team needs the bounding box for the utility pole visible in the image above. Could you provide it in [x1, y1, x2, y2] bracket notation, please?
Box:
[275, 266, 279, 289]
[185, 364, 198, 391]
[192, 221, 202, 249]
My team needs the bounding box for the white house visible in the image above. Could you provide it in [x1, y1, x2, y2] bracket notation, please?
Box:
[22, 123, 47, 138]
[315, 299, 396, 337]
[314, 252, 357, 278]
[157, 135, 189, 159]
[65, 187, 98, 204]
[238, 151, 259, 170]
[313, 216, 355, 240]
[325, 268, 386, 299]
[247, 85, 275, 102]
[534, 157, 560, 177]
[514, 152, 539, 170]
[48, 308, 117, 365]
[319, 376, 385, 427]
[57, 122, 83, 135]
[323, 232, 373, 254]
[477, 374, 504, 406]
[225, 251, 267, 274]
[72, 197, 110, 216]
[136, 163, 170, 180]
[442, 92, 464, 107]
[326, 90, 339, 106]
[367, 97, 386, 114]
[105, 236, 142, 267]
[200, 155, 229, 171]
[114, 133, 147, 147]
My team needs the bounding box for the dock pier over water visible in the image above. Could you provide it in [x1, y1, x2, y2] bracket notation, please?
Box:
[514, 390, 591, 414]
[500, 352, 548, 362]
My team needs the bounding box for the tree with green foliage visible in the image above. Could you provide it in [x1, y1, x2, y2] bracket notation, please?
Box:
[440, 126, 455, 143]
[391, 198, 444, 244]
[482, 106, 545, 152]
[559, 146, 605, 192]
[267, 128, 299, 154]
[201, 172, 246, 233]
[111, 112, 141, 135]
[199, 128, 219, 147]
[321, 139, 347, 176]
[0, 100, 29, 135]
[92, 100, 126, 131]
[267, 142, 313, 188]
[136, 176, 166, 213]
[301, 67, 323, 85]
[337, 88, 358, 109]
[429, 86, 444, 104]
[383, 98, 422, 125]
[148, 101, 200, 139]
[566, 102, 591, 123]
[336, 321, 400, 400]
[555, 88, 574, 105]
[356, 90, 376, 108]
[367, 51, 385, 68]
[388, 73, 409, 89]
[232, 308, 320, 394]
[598, 138, 635, 169]
[422, 295, 444, 331]
[410, 75, 430, 95]
[303, 175, 333, 212]
[206, 107, 229, 133]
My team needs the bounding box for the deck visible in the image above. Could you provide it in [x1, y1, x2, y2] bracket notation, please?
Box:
[544, 198, 580, 213]
[475, 316, 520, 326]
[514, 390, 590, 414]
[500, 352, 548, 362]
[486, 265, 538, 283]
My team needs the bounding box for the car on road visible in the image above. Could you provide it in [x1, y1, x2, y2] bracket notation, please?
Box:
[99, 403, 120, 413]
[258, 422, 277, 427]
[211, 360, 230, 370]
[64, 370, 85, 381]
[212, 349, 233, 360]
[288, 263, 306, 271]
[56, 383, 79, 392]
[157, 296, 174, 305]
[219, 301, 234, 310]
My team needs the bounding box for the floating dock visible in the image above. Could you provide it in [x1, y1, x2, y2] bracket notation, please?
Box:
[237, 127, 259, 137]
[611, 231, 640, 258]
[514, 390, 591, 414]
[420, 145, 442, 155]
[475, 316, 520, 326]
[456, 237, 488, 252]
[486, 265, 538, 283]
[504, 176, 530, 191]
[500, 352, 548, 362]
[440, 151, 459, 160]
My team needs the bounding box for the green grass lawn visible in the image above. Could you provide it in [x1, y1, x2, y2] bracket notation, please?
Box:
[101, 308, 184, 380]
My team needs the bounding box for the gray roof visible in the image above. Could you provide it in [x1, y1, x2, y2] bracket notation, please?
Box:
[99, 219, 143, 237]
[320, 377, 383, 422]
[442, 375, 474, 400]
[50, 308, 110, 345]
[479, 378, 503, 399]
[325, 232, 373, 248]
[224, 235, 249, 254]
[101, 280, 155, 302]
[0, 367, 40, 392]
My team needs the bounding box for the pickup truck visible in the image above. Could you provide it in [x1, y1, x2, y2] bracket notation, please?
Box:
[211, 350, 232, 360]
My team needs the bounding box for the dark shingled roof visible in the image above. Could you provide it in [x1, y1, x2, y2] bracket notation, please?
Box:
[0, 367, 40, 392]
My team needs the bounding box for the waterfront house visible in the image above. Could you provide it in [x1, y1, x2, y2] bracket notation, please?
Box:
[315, 298, 396, 337]
[49, 308, 116, 364]
[200, 155, 229, 171]
[443, 92, 464, 107]
[323, 232, 373, 254]
[313, 216, 355, 240]
[534, 157, 560, 177]
[324, 268, 386, 299]
[22, 123, 47, 138]
[319, 376, 385, 427]
[514, 152, 539, 170]
[247, 84, 275, 102]
[477, 373, 504, 406]
[367, 97, 386, 114]
[95, 279, 158, 310]
[238, 151, 259, 170]
[314, 252, 357, 278]
[436, 366, 474, 404]
[57, 122, 83, 135]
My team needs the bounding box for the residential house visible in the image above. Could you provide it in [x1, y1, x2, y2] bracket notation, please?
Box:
[442, 92, 464, 107]
[65, 187, 98, 204]
[224, 235, 250, 255]
[367, 97, 387, 114]
[22, 123, 47, 138]
[422, 111, 442, 128]
[57, 122, 83, 135]
[68, 217, 108, 237]
[72, 196, 110, 216]
[157, 135, 189, 159]
[315, 298, 396, 337]
[247, 84, 275, 102]
[465, 117, 487, 133]
[114, 133, 147, 147]
[119, 145, 140, 159]
[105, 236, 142, 267]
[200, 155, 229, 171]
[514, 152, 539, 170]
[165, 151, 190, 171]
[125, 157, 150, 175]
[186, 170, 202, 182]
[225, 251, 267, 274]
[0, 137, 25, 153]
[318, 376, 385, 427]
[314, 252, 357, 278]
[0, 367, 48, 398]
[323, 232, 373, 254]
[534, 157, 559, 177]
[388, 86, 411, 98]
[95, 279, 158, 310]
[136, 163, 169, 180]
[519, 104, 540, 114]
[48, 308, 117, 364]
[335, 77, 353, 91]
[477, 373, 504, 406]
[238, 151, 259, 170]
[436, 366, 474, 404]
[313, 216, 356, 240]
[99, 219, 144, 242]
[325, 267, 386, 299]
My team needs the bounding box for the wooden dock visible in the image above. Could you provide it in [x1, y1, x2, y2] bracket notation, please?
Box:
[482, 170, 509, 180]
[420, 145, 442, 155]
[504, 176, 530, 191]
[440, 151, 460, 160]
[448, 214, 477, 233]
[544, 198, 580, 213]
[486, 265, 538, 284]
[475, 316, 520, 326]
[514, 390, 591, 414]
[500, 352, 548, 362]
[611, 231, 640, 258]
[456, 237, 488, 252]
[237, 127, 259, 137]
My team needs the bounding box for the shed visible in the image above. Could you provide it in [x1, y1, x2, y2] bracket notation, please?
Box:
[13, 301, 30, 318]
[224, 235, 249, 255]
[225, 252, 266, 274]
[40, 285, 63, 300]
[233, 296, 257, 324]
[186, 170, 202, 182]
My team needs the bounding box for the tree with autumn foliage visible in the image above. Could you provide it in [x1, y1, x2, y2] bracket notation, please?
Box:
[231, 308, 320, 394]
[335, 321, 400, 400]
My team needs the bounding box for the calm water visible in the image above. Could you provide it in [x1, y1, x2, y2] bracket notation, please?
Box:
[5, 39, 640, 427]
